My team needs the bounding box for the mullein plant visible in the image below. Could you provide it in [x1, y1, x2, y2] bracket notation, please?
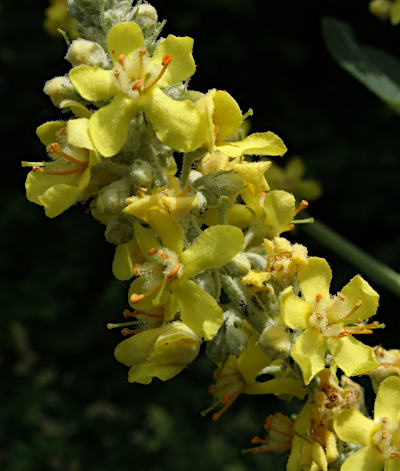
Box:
[22, 1, 400, 470]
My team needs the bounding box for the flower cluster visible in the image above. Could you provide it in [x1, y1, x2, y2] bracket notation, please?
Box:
[23, 1, 400, 470]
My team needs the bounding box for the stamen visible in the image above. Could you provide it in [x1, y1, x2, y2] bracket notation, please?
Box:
[32, 166, 86, 175]
[137, 47, 146, 78]
[251, 436, 268, 445]
[157, 249, 168, 259]
[390, 452, 400, 458]
[328, 300, 363, 325]
[133, 263, 141, 277]
[283, 224, 295, 232]
[294, 200, 309, 216]
[148, 247, 158, 256]
[118, 54, 125, 65]
[142, 53, 173, 92]
[316, 294, 323, 302]
[56, 128, 67, 137]
[21, 161, 44, 168]
[212, 387, 243, 421]
[167, 263, 180, 279]
[107, 320, 139, 330]
[291, 217, 314, 225]
[47, 142, 88, 165]
[121, 328, 143, 335]
[130, 283, 162, 304]
[132, 80, 144, 94]
[113, 69, 120, 78]
[241, 109, 253, 121]
[137, 187, 147, 198]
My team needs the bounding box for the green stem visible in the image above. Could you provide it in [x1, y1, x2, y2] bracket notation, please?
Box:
[301, 220, 400, 297]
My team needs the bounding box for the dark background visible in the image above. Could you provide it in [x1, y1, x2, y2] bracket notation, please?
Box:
[1, 0, 399, 470]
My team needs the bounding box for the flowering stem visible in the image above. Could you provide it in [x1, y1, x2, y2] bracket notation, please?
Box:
[301, 220, 400, 298]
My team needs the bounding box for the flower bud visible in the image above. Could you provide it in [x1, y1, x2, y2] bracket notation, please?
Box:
[225, 253, 251, 277]
[134, 4, 158, 30]
[128, 159, 153, 187]
[369, 0, 391, 20]
[259, 324, 291, 359]
[96, 179, 131, 215]
[193, 171, 244, 208]
[43, 75, 80, 106]
[105, 214, 134, 245]
[65, 38, 109, 67]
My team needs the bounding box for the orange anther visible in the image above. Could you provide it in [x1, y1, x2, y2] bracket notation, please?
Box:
[260, 191, 267, 197]
[157, 249, 168, 259]
[56, 128, 67, 137]
[208, 384, 214, 395]
[118, 54, 125, 65]
[251, 436, 268, 445]
[121, 328, 142, 336]
[213, 368, 220, 380]
[316, 294, 323, 302]
[130, 293, 145, 304]
[123, 309, 135, 318]
[133, 263, 141, 277]
[138, 47, 146, 57]
[111, 49, 115, 54]
[167, 263, 180, 279]
[33, 166, 86, 175]
[294, 200, 309, 216]
[132, 80, 144, 91]
[113, 69, 120, 78]
[162, 53, 172, 66]
[148, 247, 158, 256]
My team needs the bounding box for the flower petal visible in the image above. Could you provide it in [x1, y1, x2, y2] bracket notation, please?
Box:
[340, 275, 379, 323]
[298, 256, 332, 304]
[114, 328, 160, 367]
[232, 161, 271, 194]
[213, 90, 242, 141]
[112, 239, 139, 281]
[341, 446, 382, 471]
[327, 335, 379, 377]
[333, 408, 374, 446]
[147, 209, 184, 254]
[69, 65, 115, 101]
[181, 225, 244, 279]
[134, 222, 161, 261]
[279, 286, 311, 330]
[374, 376, 400, 422]
[59, 99, 92, 119]
[291, 329, 326, 385]
[385, 456, 400, 471]
[170, 279, 223, 340]
[107, 22, 144, 62]
[36, 121, 65, 145]
[67, 118, 95, 150]
[144, 87, 208, 152]
[217, 132, 287, 158]
[90, 94, 138, 157]
[244, 378, 306, 399]
[151, 35, 196, 87]
[263, 190, 296, 237]
[235, 335, 270, 384]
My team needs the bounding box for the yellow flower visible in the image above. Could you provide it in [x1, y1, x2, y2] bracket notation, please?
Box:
[70, 22, 207, 156]
[369, 0, 400, 25]
[368, 346, 400, 392]
[334, 376, 400, 471]
[196, 89, 287, 158]
[280, 257, 381, 384]
[114, 321, 201, 384]
[124, 210, 244, 340]
[22, 119, 99, 218]
[205, 334, 306, 421]
[123, 176, 198, 222]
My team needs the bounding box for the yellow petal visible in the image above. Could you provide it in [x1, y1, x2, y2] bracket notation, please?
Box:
[36, 121, 65, 145]
[134, 222, 160, 261]
[213, 90, 242, 141]
[263, 190, 296, 236]
[144, 87, 208, 152]
[333, 408, 374, 446]
[107, 22, 144, 62]
[341, 446, 382, 471]
[66, 118, 95, 150]
[386, 456, 400, 471]
[244, 377, 306, 399]
[340, 275, 379, 323]
[151, 35, 196, 88]
[327, 336, 379, 377]
[181, 225, 244, 279]
[112, 239, 139, 281]
[90, 94, 138, 157]
[171, 279, 223, 340]
[279, 286, 310, 329]
[147, 209, 183, 254]
[59, 99, 92, 119]
[291, 329, 326, 385]
[298, 256, 332, 304]
[236, 335, 270, 384]
[391, 0, 400, 25]
[374, 376, 400, 422]
[69, 65, 115, 101]
[232, 161, 271, 194]
[217, 132, 287, 158]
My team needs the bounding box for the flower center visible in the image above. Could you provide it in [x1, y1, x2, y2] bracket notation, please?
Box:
[113, 48, 172, 99]
[372, 416, 400, 460]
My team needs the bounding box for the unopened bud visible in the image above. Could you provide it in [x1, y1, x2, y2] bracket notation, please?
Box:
[134, 4, 158, 29]
[43, 76, 80, 107]
[65, 38, 109, 67]
[96, 179, 131, 215]
[369, 0, 391, 20]
[259, 324, 291, 359]
[225, 253, 251, 277]
[105, 215, 135, 245]
[128, 159, 153, 187]
[193, 171, 244, 208]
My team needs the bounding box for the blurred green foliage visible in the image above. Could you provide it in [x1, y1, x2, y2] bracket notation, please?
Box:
[1, 0, 400, 469]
